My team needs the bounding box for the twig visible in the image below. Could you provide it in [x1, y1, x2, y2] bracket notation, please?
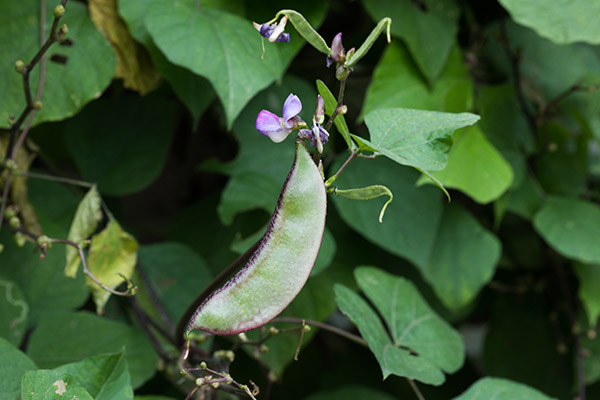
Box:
[271, 317, 367, 347]
[13, 170, 94, 188]
[543, 83, 600, 116]
[183, 365, 258, 400]
[407, 378, 426, 400]
[324, 74, 348, 133]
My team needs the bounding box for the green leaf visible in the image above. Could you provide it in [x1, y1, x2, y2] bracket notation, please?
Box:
[65, 186, 102, 278]
[316, 80, 353, 150]
[361, 43, 474, 120]
[0, 279, 28, 346]
[27, 311, 157, 388]
[56, 351, 134, 400]
[453, 377, 557, 400]
[503, 172, 545, 220]
[87, 220, 138, 314]
[360, 108, 480, 172]
[424, 204, 501, 311]
[331, 155, 443, 268]
[356, 267, 464, 373]
[65, 95, 176, 196]
[21, 370, 93, 400]
[361, 0, 459, 83]
[135, 397, 178, 400]
[0, 230, 88, 326]
[0, 336, 37, 399]
[218, 172, 281, 226]
[333, 185, 393, 223]
[145, 0, 284, 128]
[533, 196, 600, 264]
[0, 0, 115, 128]
[582, 329, 600, 385]
[304, 386, 396, 400]
[28, 177, 80, 239]
[423, 127, 514, 204]
[498, 0, 600, 45]
[138, 242, 212, 324]
[574, 264, 600, 327]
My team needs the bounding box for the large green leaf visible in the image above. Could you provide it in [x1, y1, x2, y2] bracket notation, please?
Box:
[424, 127, 514, 204]
[0, 279, 28, 346]
[65, 186, 102, 278]
[56, 351, 134, 400]
[138, 242, 212, 324]
[87, 220, 138, 314]
[453, 377, 556, 400]
[218, 172, 280, 225]
[361, 43, 473, 119]
[0, 231, 88, 327]
[334, 267, 464, 384]
[360, 108, 480, 172]
[65, 95, 176, 196]
[0, 337, 37, 399]
[533, 196, 600, 264]
[21, 370, 93, 400]
[574, 264, 600, 327]
[361, 0, 459, 83]
[423, 204, 501, 311]
[498, 0, 600, 45]
[27, 311, 157, 389]
[27, 177, 80, 239]
[145, 0, 284, 128]
[0, 0, 115, 128]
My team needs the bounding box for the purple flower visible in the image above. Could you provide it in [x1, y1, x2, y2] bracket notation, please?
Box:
[256, 94, 304, 143]
[252, 16, 290, 43]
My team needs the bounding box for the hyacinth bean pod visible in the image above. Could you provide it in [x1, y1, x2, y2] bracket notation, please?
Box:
[185, 140, 327, 335]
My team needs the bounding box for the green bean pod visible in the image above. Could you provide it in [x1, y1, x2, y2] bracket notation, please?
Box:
[186, 140, 327, 335]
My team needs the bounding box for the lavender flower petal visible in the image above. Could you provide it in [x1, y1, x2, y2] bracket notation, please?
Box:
[282, 94, 302, 126]
[256, 110, 283, 137]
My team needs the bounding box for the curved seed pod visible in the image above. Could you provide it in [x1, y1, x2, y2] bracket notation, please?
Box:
[186, 140, 327, 336]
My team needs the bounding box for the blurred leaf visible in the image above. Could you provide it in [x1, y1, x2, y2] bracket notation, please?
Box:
[0, 230, 88, 326]
[65, 186, 102, 278]
[89, 0, 160, 94]
[218, 172, 280, 225]
[453, 377, 556, 400]
[424, 204, 501, 311]
[361, 44, 473, 119]
[331, 155, 442, 268]
[574, 264, 600, 328]
[503, 172, 545, 220]
[0, 133, 41, 235]
[423, 127, 514, 204]
[0, 279, 28, 346]
[360, 108, 480, 172]
[138, 242, 212, 323]
[498, 0, 600, 45]
[66, 95, 176, 196]
[87, 220, 138, 314]
[56, 350, 134, 400]
[27, 177, 80, 239]
[27, 311, 157, 388]
[362, 0, 459, 83]
[145, 0, 284, 128]
[0, 0, 115, 128]
[335, 267, 464, 384]
[21, 370, 93, 400]
[533, 196, 600, 264]
[304, 386, 396, 400]
[0, 336, 37, 399]
[583, 329, 600, 385]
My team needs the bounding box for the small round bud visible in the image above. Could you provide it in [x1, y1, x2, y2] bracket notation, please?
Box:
[238, 332, 248, 342]
[588, 329, 597, 340]
[36, 235, 51, 248]
[303, 325, 311, 333]
[14, 232, 26, 247]
[58, 23, 68, 37]
[53, 4, 65, 18]
[268, 326, 279, 335]
[0, 243, 4, 254]
[195, 377, 204, 387]
[5, 159, 18, 171]
[9, 216, 20, 229]
[259, 344, 269, 353]
[5, 206, 18, 219]
[224, 374, 233, 384]
[339, 105, 348, 114]
[179, 368, 188, 376]
[200, 361, 207, 370]
[15, 60, 25, 74]
[33, 101, 42, 110]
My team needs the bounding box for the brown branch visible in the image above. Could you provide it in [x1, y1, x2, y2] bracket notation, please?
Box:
[271, 317, 367, 347]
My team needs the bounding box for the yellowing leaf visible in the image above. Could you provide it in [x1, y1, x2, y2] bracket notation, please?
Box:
[87, 220, 138, 313]
[65, 186, 102, 278]
[0, 132, 41, 234]
[89, 0, 160, 94]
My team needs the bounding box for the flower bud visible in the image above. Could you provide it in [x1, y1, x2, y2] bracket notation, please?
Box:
[5, 159, 18, 171]
[331, 32, 345, 63]
[36, 235, 52, 248]
[268, 16, 288, 43]
[259, 344, 269, 353]
[33, 101, 42, 110]
[14, 232, 26, 247]
[15, 60, 25, 74]
[58, 23, 68, 38]
[53, 4, 65, 18]
[314, 95, 325, 125]
[336, 64, 349, 81]
[9, 216, 20, 229]
[200, 361, 207, 370]
[4, 206, 17, 219]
